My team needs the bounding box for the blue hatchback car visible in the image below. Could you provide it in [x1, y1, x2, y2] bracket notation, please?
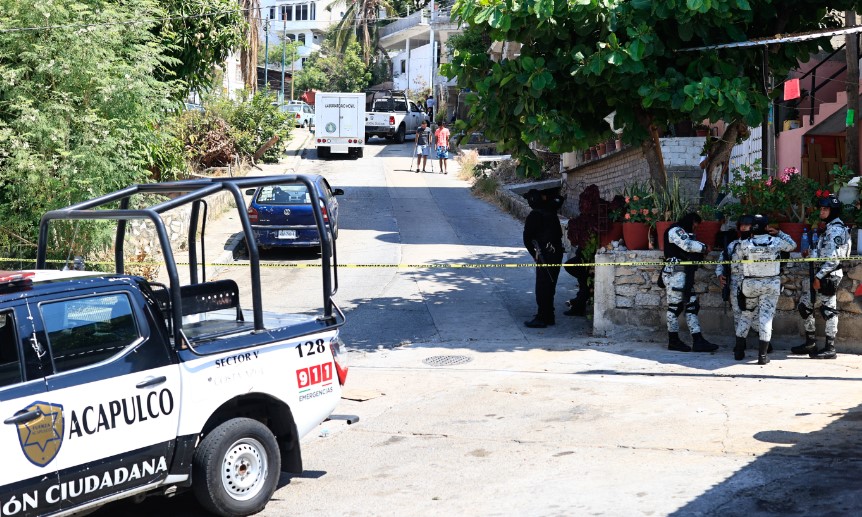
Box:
[245, 175, 343, 249]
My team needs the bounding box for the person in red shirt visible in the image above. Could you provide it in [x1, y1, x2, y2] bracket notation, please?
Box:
[434, 121, 451, 174]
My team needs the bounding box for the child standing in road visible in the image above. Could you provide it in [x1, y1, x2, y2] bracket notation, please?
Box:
[435, 121, 451, 174]
[415, 120, 432, 173]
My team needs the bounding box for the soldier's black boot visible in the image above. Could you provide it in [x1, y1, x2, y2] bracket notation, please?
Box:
[790, 332, 817, 355]
[734, 337, 746, 361]
[668, 332, 692, 352]
[757, 340, 770, 365]
[810, 337, 837, 359]
[692, 332, 719, 353]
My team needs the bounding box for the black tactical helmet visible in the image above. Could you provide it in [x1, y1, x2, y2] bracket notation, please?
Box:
[818, 194, 842, 220]
[751, 214, 769, 235]
[737, 214, 755, 228]
[523, 189, 542, 209]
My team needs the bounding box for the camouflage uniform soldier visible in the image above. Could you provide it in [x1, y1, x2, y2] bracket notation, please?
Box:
[661, 213, 718, 352]
[716, 215, 759, 346]
[791, 195, 851, 359]
[734, 216, 796, 364]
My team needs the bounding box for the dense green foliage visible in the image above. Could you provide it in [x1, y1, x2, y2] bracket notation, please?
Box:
[0, 0, 174, 251]
[0, 0, 287, 255]
[156, 0, 245, 99]
[257, 40, 302, 67]
[294, 38, 371, 93]
[209, 92, 291, 163]
[447, 0, 857, 180]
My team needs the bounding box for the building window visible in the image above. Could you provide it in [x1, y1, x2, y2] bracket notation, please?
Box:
[297, 33, 306, 45]
[400, 60, 406, 74]
[269, 7, 275, 19]
[297, 4, 309, 21]
[301, 58, 308, 66]
[286, 33, 295, 42]
[311, 3, 316, 20]
[282, 5, 292, 21]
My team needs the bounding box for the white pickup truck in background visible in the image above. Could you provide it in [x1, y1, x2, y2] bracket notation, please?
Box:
[364, 90, 430, 144]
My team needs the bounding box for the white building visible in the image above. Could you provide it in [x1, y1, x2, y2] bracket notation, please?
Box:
[259, 0, 343, 71]
[378, 6, 461, 113]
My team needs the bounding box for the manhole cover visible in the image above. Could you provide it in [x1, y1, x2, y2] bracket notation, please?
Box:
[422, 355, 473, 367]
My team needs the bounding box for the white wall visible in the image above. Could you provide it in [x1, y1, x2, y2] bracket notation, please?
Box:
[391, 43, 455, 93]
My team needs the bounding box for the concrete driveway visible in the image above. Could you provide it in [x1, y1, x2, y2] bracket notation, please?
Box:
[99, 131, 862, 517]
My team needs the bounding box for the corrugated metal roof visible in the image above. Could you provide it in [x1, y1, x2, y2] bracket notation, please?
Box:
[677, 25, 862, 52]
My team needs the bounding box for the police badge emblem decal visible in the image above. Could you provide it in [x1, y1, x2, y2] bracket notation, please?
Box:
[15, 401, 64, 467]
[325, 122, 336, 133]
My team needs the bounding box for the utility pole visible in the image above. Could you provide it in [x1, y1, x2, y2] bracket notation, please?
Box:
[291, 50, 295, 102]
[264, 18, 270, 92]
[429, 0, 435, 115]
[846, 11, 859, 174]
[281, 17, 287, 104]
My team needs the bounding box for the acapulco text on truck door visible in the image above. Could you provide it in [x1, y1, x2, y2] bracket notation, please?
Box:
[0, 176, 350, 517]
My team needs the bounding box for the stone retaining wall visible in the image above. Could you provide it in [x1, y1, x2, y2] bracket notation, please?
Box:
[593, 249, 862, 352]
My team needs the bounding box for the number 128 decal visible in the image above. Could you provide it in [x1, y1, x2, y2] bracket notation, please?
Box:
[296, 363, 333, 388]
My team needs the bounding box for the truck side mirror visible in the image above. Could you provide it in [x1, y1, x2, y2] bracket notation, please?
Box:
[245, 188, 256, 195]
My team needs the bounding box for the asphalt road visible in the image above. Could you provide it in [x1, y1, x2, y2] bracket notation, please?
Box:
[97, 132, 862, 517]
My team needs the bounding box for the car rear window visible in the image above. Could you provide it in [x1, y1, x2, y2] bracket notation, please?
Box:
[256, 185, 311, 204]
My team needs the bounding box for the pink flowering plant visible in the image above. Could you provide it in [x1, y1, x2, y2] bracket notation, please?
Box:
[621, 181, 658, 225]
[722, 161, 817, 223]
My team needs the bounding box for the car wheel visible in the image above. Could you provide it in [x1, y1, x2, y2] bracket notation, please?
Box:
[192, 418, 281, 517]
[394, 124, 406, 144]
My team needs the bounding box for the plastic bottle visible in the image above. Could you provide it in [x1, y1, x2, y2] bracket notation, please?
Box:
[812, 228, 819, 247]
[800, 228, 810, 253]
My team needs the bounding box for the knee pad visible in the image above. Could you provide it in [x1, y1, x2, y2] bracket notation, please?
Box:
[685, 299, 701, 315]
[668, 302, 684, 317]
[798, 301, 813, 319]
[820, 305, 838, 321]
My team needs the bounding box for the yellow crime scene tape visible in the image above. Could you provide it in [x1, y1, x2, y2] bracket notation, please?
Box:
[1, 256, 860, 269]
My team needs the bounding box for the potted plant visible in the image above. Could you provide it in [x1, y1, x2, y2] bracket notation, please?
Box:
[601, 194, 626, 247]
[694, 123, 710, 137]
[828, 164, 859, 205]
[653, 177, 691, 250]
[695, 203, 722, 249]
[598, 142, 607, 156]
[621, 181, 656, 250]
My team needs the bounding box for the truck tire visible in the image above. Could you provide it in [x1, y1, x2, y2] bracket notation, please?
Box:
[192, 418, 281, 517]
[394, 124, 406, 144]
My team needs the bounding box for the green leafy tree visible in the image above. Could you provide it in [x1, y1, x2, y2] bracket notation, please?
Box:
[294, 39, 371, 93]
[0, 0, 175, 253]
[447, 0, 855, 201]
[328, 0, 395, 65]
[156, 0, 245, 99]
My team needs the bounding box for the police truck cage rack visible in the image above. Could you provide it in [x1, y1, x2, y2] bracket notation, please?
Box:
[36, 175, 344, 354]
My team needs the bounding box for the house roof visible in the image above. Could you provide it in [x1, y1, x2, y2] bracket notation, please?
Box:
[678, 25, 862, 52]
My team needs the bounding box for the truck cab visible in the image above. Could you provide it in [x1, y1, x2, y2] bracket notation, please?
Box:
[0, 176, 348, 517]
[364, 90, 430, 144]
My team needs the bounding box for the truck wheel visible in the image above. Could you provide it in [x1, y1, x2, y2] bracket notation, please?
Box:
[192, 418, 281, 517]
[394, 124, 406, 144]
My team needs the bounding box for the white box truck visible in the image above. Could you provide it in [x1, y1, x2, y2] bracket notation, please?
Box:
[315, 92, 366, 159]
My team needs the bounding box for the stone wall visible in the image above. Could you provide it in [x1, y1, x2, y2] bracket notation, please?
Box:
[593, 249, 862, 353]
[122, 189, 239, 275]
[562, 137, 707, 216]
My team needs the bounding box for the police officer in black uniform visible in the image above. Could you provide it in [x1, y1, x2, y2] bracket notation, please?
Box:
[523, 188, 564, 328]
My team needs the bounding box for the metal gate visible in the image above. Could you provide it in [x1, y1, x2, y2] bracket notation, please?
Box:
[729, 125, 762, 178]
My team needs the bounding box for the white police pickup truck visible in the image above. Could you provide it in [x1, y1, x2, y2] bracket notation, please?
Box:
[0, 176, 348, 517]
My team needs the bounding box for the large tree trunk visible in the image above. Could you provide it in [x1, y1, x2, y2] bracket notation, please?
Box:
[635, 110, 668, 191]
[239, 0, 261, 92]
[701, 119, 749, 205]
